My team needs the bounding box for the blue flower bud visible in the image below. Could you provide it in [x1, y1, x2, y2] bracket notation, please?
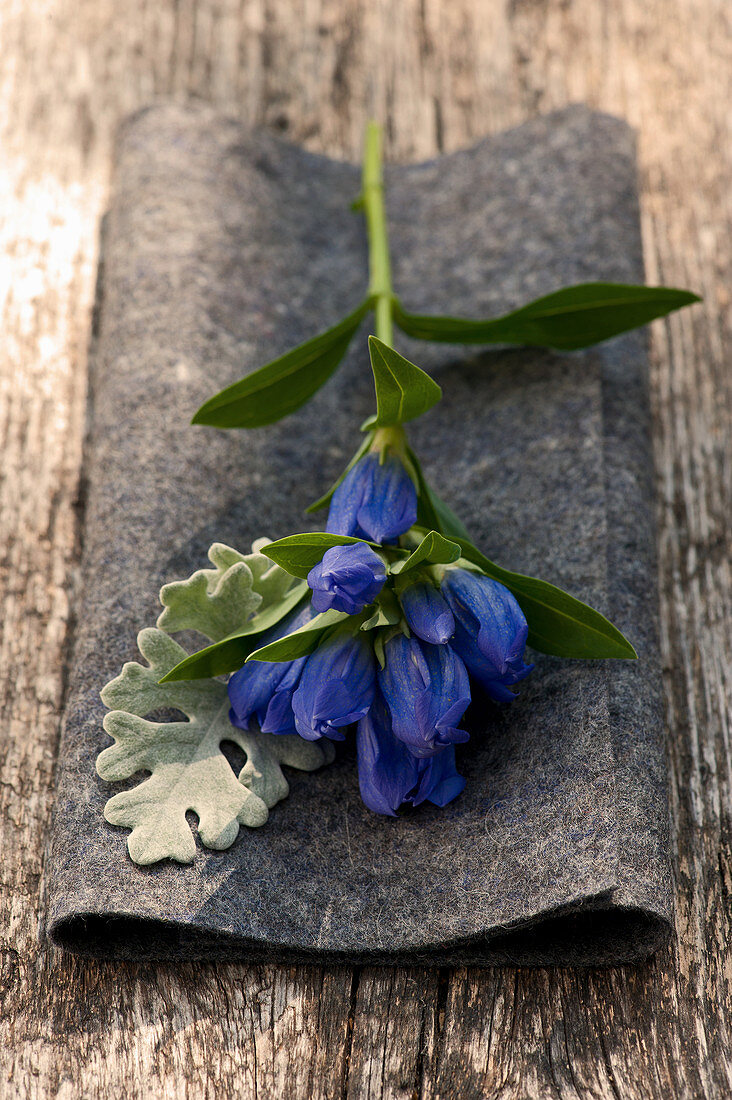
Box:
[441, 568, 533, 702]
[357, 693, 465, 816]
[292, 631, 376, 741]
[399, 580, 455, 644]
[378, 634, 471, 758]
[326, 452, 417, 543]
[307, 543, 386, 615]
[228, 606, 311, 735]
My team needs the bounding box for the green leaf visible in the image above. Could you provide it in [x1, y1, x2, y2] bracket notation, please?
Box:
[306, 432, 375, 514]
[361, 590, 402, 630]
[263, 532, 376, 579]
[98, 628, 334, 865]
[192, 300, 370, 428]
[428, 490, 471, 541]
[368, 336, 442, 425]
[391, 530, 461, 575]
[247, 608, 350, 664]
[455, 539, 637, 660]
[406, 447, 471, 541]
[394, 283, 700, 351]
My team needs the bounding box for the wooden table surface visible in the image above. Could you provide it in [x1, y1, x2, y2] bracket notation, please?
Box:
[1, 1, 730, 1096]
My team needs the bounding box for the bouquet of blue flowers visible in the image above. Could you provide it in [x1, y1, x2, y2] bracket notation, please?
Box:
[97, 121, 697, 862]
[229, 449, 534, 815]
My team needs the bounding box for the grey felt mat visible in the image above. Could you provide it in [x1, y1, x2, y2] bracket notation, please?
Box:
[44, 102, 672, 965]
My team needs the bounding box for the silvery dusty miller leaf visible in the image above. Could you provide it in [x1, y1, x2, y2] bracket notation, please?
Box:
[98, 628, 334, 865]
[157, 538, 294, 642]
[157, 539, 309, 682]
[97, 541, 334, 865]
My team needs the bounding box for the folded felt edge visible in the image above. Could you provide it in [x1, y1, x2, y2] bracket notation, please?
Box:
[47, 895, 671, 967]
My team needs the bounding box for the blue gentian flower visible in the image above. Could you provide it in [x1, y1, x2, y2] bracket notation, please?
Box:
[326, 452, 417, 542]
[378, 634, 471, 758]
[228, 606, 311, 736]
[259, 660, 304, 735]
[292, 631, 376, 741]
[441, 568, 533, 702]
[357, 693, 465, 816]
[399, 581, 455, 644]
[308, 542, 386, 615]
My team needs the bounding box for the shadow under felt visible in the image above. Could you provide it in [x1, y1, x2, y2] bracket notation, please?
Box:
[44, 102, 671, 966]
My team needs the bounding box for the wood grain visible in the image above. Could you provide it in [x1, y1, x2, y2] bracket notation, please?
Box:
[0, 0, 730, 1096]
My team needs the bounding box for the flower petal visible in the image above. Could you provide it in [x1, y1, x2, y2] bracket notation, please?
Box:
[379, 634, 471, 757]
[400, 581, 455, 644]
[292, 631, 376, 741]
[357, 693, 465, 815]
[326, 453, 417, 542]
[442, 568, 533, 701]
[307, 543, 386, 615]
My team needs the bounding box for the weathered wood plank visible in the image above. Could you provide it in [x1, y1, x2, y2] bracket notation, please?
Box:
[0, 0, 730, 1096]
[344, 969, 443, 1099]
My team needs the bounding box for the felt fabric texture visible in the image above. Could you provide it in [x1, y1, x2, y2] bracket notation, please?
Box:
[44, 102, 672, 965]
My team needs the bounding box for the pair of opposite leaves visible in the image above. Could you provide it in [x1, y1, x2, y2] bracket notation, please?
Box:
[174, 283, 696, 677]
[191, 284, 698, 429]
[163, 294, 698, 687]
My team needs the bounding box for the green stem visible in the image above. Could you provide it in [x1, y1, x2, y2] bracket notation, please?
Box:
[362, 121, 394, 347]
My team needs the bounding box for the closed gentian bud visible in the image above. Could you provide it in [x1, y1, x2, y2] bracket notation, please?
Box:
[308, 543, 386, 615]
[326, 452, 417, 543]
[228, 606, 310, 734]
[292, 631, 376, 741]
[378, 634, 471, 758]
[399, 580, 455, 644]
[356, 693, 465, 816]
[441, 568, 533, 702]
